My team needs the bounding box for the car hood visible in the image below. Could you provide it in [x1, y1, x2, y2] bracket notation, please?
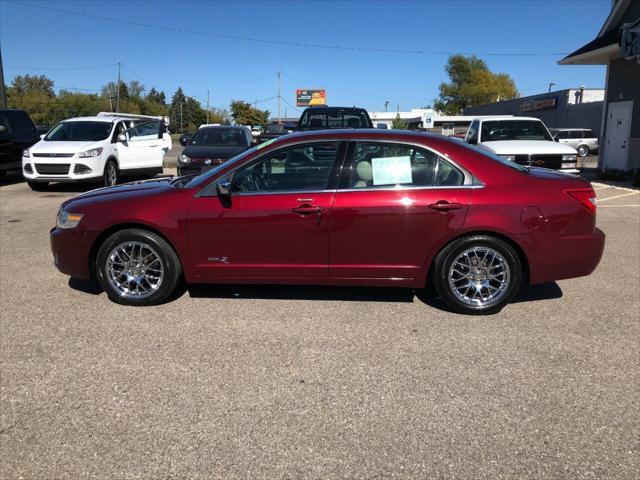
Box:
[62, 177, 176, 210]
[30, 140, 103, 154]
[183, 145, 247, 159]
[479, 140, 577, 155]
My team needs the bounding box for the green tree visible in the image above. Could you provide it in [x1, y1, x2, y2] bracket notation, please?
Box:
[230, 100, 270, 126]
[10, 74, 55, 97]
[434, 55, 517, 115]
[147, 87, 166, 105]
[392, 114, 408, 130]
[168, 87, 207, 132]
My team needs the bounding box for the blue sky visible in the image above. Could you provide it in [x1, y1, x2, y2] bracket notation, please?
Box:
[1, 0, 609, 116]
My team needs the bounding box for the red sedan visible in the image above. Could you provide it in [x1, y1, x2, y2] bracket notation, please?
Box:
[50, 130, 605, 314]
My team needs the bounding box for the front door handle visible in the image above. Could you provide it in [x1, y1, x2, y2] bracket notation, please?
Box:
[429, 201, 464, 211]
[292, 205, 324, 225]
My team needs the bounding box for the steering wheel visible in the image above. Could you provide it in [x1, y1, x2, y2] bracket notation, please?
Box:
[235, 169, 265, 192]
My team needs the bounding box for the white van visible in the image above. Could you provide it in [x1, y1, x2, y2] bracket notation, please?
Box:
[22, 115, 167, 191]
[464, 116, 579, 172]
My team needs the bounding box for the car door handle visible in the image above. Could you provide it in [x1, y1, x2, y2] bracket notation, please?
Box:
[429, 201, 464, 211]
[292, 205, 324, 225]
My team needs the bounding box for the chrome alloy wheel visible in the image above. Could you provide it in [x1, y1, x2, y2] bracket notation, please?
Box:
[105, 241, 164, 299]
[105, 162, 117, 186]
[448, 247, 511, 308]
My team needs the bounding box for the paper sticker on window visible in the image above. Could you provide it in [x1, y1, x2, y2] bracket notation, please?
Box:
[371, 156, 412, 186]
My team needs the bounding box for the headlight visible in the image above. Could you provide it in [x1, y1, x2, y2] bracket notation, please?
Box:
[500, 155, 515, 162]
[562, 154, 577, 162]
[78, 148, 103, 158]
[22, 148, 30, 158]
[56, 209, 84, 229]
[179, 154, 191, 164]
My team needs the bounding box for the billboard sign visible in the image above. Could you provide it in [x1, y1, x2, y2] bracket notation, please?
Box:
[520, 97, 557, 112]
[296, 89, 326, 107]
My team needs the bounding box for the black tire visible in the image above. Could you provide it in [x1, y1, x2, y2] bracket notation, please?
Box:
[102, 159, 119, 187]
[96, 228, 182, 306]
[577, 145, 589, 157]
[432, 234, 523, 315]
[27, 181, 49, 191]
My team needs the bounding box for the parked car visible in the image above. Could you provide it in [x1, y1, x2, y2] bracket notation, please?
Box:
[97, 112, 172, 153]
[297, 106, 374, 130]
[36, 125, 51, 136]
[464, 116, 579, 172]
[177, 125, 252, 176]
[50, 129, 605, 314]
[549, 128, 599, 157]
[0, 109, 40, 176]
[23, 115, 167, 190]
[179, 132, 193, 146]
[257, 123, 291, 144]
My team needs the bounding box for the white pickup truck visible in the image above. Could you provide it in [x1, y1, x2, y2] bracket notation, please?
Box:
[463, 116, 579, 173]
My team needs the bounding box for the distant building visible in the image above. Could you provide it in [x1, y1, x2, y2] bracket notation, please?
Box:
[369, 109, 475, 135]
[462, 88, 605, 136]
[559, 0, 640, 171]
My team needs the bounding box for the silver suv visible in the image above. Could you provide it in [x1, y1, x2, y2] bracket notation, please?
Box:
[550, 128, 599, 157]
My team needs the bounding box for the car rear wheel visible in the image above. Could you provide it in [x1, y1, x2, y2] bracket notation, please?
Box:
[432, 234, 522, 315]
[103, 160, 118, 187]
[577, 145, 589, 157]
[96, 228, 182, 306]
[27, 181, 49, 191]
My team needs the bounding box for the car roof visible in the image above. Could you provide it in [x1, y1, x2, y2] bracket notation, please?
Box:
[303, 106, 368, 111]
[61, 116, 117, 123]
[265, 128, 450, 145]
[551, 127, 590, 131]
[474, 116, 543, 121]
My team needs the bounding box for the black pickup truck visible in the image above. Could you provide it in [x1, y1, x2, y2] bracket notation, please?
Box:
[297, 106, 374, 130]
[0, 109, 40, 176]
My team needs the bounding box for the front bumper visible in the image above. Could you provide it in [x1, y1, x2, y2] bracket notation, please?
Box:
[50, 227, 94, 279]
[177, 162, 221, 176]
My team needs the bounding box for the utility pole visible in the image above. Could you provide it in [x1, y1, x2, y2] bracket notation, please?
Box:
[206, 90, 210, 124]
[0, 44, 7, 109]
[384, 100, 389, 112]
[277, 70, 281, 124]
[116, 62, 121, 113]
[548, 82, 556, 93]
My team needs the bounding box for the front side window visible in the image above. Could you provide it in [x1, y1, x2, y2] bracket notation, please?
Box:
[348, 142, 465, 189]
[480, 120, 553, 142]
[128, 121, 161, 141]
[45, 121, 112, 142]
[569, 131, 581, 139]
[466, 121, 479, 144]
[232, 142, 339, 193]
[556, 131, 569, 139]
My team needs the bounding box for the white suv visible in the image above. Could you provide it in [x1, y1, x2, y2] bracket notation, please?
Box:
[464, 116, 579, 173]
[22, 115, 167, 191]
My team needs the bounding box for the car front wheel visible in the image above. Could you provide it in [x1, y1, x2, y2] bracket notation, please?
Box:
[432, 234, 522, 315]
[103, 160, 119, 187]
[96, 228, 182, 306]
[577, 145, 589, 157]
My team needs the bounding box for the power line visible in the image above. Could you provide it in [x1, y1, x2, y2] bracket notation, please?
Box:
[5, 63, 117, 70]
[9, 1, 570, 56]
[280, 96, 302, 114]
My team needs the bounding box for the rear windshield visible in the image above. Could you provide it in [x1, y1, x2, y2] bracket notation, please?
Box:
[481, 120, 552, 142]
[190, 128, 245, 146]
[45, 121, 112, 141]
[264, 124, 286, 133]
[299, 110, 372, 129]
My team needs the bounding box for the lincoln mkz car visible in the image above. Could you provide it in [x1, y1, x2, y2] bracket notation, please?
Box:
[50, 130, 605, 314]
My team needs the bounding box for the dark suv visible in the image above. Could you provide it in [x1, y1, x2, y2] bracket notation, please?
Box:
[0, 109, 40, 176]
[297, 106, 373, 131]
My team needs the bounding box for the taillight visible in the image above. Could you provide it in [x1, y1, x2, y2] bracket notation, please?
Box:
[565, 188, 597, 213]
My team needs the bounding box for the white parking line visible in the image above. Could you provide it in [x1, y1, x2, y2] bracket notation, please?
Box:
[598, 204, 640, 208]
[591, 182, 639, 193]
[598, 191, 640, 202]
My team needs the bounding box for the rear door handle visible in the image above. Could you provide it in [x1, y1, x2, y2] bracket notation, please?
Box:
[429, 201, 464, 211]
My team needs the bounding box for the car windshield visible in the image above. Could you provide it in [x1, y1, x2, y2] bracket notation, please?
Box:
[264, 124, 286, 133]
[299, 110, 371, 129]
[481, 120, 552, 142]
[45, 121, 112, 141]
[190, 128, 245, 146]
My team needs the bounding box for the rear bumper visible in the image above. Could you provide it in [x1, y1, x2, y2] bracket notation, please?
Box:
[513, 228, 606, 285]
[50, 227, 93, 279]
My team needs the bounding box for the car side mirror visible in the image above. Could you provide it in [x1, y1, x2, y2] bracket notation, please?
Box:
[40, 134, 46, 140]
[118, 133, 127, 143]
[216, 180, 231, 198]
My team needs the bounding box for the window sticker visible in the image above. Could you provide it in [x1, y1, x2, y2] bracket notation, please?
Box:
[372, 156, 412, 186]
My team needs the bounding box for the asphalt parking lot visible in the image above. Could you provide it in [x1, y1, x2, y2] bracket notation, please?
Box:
[0, 170, 638, 479]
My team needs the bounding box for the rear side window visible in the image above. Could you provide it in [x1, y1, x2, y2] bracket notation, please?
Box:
[0, 112, 14, 138]
[348, 142, 465, 189]
[584, 130, 596, 138]
[569, 131, 581, 139]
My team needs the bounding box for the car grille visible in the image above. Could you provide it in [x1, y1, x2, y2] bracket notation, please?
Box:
[514, 154, 563, 170]
[34, 163, 71, 175]
[32, 153, 75, 158]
